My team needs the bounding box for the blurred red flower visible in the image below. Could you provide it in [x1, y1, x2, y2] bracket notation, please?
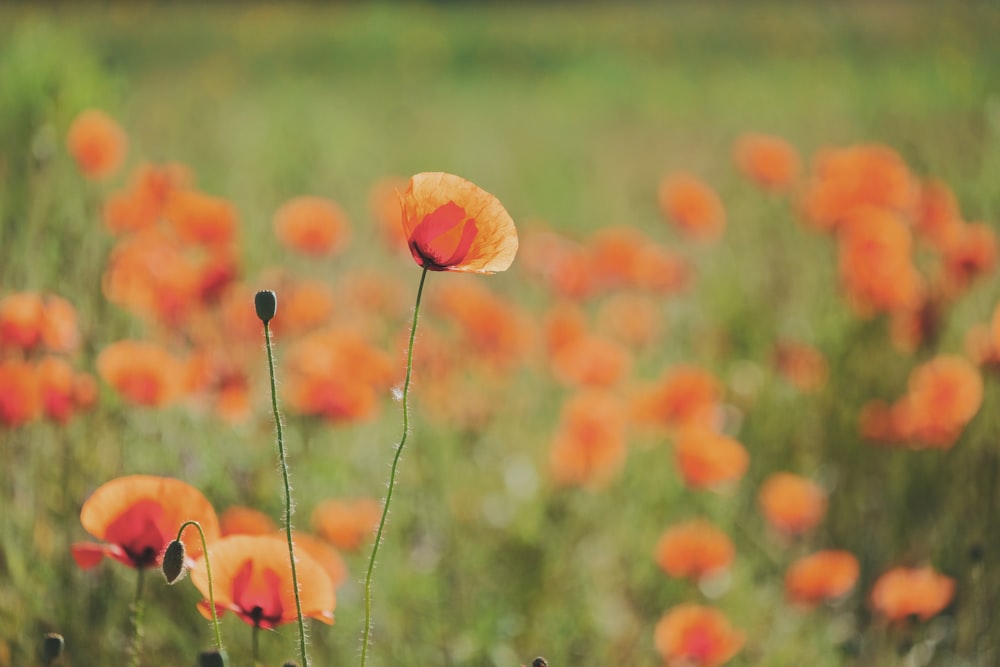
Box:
[654, 604, 744, 667]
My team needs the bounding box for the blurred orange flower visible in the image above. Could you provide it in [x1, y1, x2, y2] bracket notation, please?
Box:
[66, 109, 127, 181]
[597, 293, 662, 349]
[103, 162, 193, 235]
[732, 133, 801, 191]
[773, 341, 828, 393]
[0, 292, 44, 351]
[758, 472, 827, 535]
[40, 294, 81, 353]
[785, 550, 859, 606]
[939, 222, 997, 296]
[915, 179, 963, 250]
[269, 279, 336, 339]
[0, 360, 39, 427]
[654, 604, 744, 667]
[400, 172, 518, 273]
[312, 498, 381, 552]
[274, 196, 350, 256]
[674, 429, 748, 490]
[658, 172, 726, 242]
[655, 520, 735, 581]
[220, 506, 278, 537]
[190, 535, 334, 628]
[165, 190, 238, 247]
[36, 356, 77, 424]
[904, 354, 982, 448]
[631, 366, 722, 432]
[549, 390, 628, 489]
[71, 475, 219, 570]
[433, 280, 532, 371]
[870, 566, 955, 622]
[97, 340, 185, 407]
[551, 334, 632, 388]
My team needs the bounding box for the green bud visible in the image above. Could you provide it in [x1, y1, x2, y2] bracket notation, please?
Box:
[161, 539, 186, 584]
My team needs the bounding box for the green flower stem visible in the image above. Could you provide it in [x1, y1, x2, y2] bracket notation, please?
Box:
[361, 265, 429, 667]
[176, 520, 224, 654]
[263, 319, 309, 667]
[252, 623, 261, 666]
[129, 567, 145, 667]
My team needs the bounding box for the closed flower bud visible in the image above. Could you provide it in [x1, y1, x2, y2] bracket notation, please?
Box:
[161, 539, 187, 584]
[198, 649, 228, 667]
[255, 290, 278, 323]
[42, 633, 64, 663]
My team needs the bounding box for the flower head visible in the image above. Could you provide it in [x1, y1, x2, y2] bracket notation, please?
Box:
[785, 550, 859, 606]
[757, 472, 827, 535]
[190, 535, 334, 629]
[71, 475, 219, 570]
[655, 520, 735, 582]
[871, 566, 955, 622]
[399, 172, 517, 273]
[654, 604, 744, 666]
[67, 109, 127, 181]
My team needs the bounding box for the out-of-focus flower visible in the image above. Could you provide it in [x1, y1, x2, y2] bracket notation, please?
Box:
[97, 340, 186, 407]
[785, 550, 859, 606]
[102, 162, 193, 235]
[71, 475, 219, 570]
[549, 390, 628, 489]
[274, 196, 350, 256]
[673, 429, 748, 490]
[597, 293, 662, 349]
[165, 190, 238, 247]
[220, 506, 278, 537]
[630, 366, 722, 432]
[654, 604, 744, 667]
[67, 109, 127, 181]
[658, 172, 727, 242]
[655, 520, 734, 582]
[0, 292, 79, 354]
[914, 179, 963, 251]
[400, 172, 517, 273]
[758, 472, 827, 535]
[870, 566, 955, 622]
[903, 354, 982, 448]
[551, 334, 632, 388]
[189, 535, 334, 628]
[0, 360, 39, 427]
[311, 498, 381, 552]
[773, 341, 828, 393]
[732, 133, 801, 191]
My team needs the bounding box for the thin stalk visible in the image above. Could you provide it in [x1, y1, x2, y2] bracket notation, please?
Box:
[361, 265, 429, 667]
[252, 623, 260, 666]
[263, 320, 309, 667]
[177, 520, 224, 654]
[129, 567, 145, 667]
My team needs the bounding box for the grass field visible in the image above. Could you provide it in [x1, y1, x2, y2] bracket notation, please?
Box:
[1, 3, 999, 666]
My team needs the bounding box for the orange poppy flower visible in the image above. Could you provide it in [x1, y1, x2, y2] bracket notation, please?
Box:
[657, 172, 726, 242]
[655, 520, 735, 581]
[40, 294, 81, 354]
[549, 390, 628, 489]
[0, 359, 39, 427]
[551, 334, 632, 388]
[220, 506, 278, 537]
[939, 222, 997, 295]
[588, 226, 648, 289]
[399, 172, 518, 273]
[630, 366, 722, 432]
[654, 604, 744, 667]
[269, 279, 336, 339]
[274, 196, 350, 256]
[903, 354, 982, 448]
[71, 475, 219, 570]
[66, 109, 127, 181]
[915, 179, 964, 250]
[758, 472, 827, 535]
[628, 244, 692, 295]
[311, 498, 381, 552]
[36, 356, 77, 424]
[732, 133, 801, 191]
[544, 302, 588, 354]
[674, 429, 749, 490]
[74, 372, 99, 411]
[103, 162, 193, 235]
[164, 189, 238, 247]
[522, 230, 596, 299]
[800, 143, 918, 232]
[785, 550, 859, 606]
[870, 566, 955, 622]
[0, 292, 45, 350]
[773, 341, 828, 393]
[432, 280, 532, 371]
[190, 535, 334, 629]
[97, 340, 185, 407]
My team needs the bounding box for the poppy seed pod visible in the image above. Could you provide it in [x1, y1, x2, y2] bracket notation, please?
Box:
[198, 649, 228, 667]
[42, 633, 64, 663]
[255, 290, 277, 323]
[161, 539, 187, 584]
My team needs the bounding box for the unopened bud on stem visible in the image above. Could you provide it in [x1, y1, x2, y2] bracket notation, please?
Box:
[255, 290, 277, 324]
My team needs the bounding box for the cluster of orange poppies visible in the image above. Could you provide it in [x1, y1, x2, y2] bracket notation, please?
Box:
[0, 291, 96, 426]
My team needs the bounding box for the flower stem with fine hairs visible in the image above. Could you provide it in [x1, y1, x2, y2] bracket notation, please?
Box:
[361, 265, 429, 667]
[128, 567, 145, 667]
[262, 317, 309, 667]
[176, 520, 224, 654]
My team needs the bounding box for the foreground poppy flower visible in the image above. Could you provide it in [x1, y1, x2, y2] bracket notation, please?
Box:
[757, 472, 827, 535]
[190, 535, 334, 628]
[66, 109, 127, 181]
[71, 475, 219, 570]
[654, 604, 744, 666]
[655, 520, 734, 582]
[870, 566, 955, 622]
[399, 172, 518, 273]
[785, 550, 859, 606]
